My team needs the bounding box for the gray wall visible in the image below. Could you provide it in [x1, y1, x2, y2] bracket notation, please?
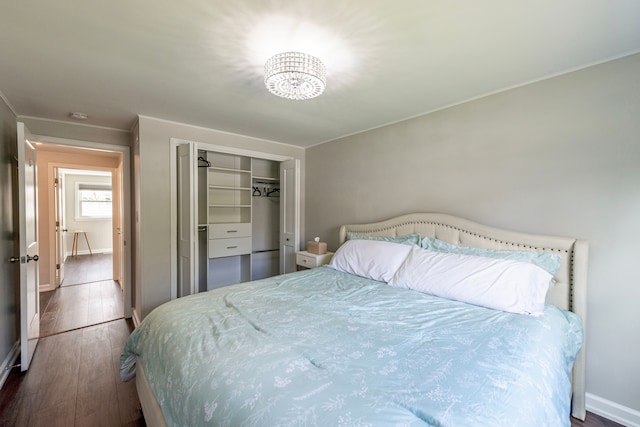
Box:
[306, 53, 640, 413]
[0, 96, 17, 376]
[135, 117, 306, 320]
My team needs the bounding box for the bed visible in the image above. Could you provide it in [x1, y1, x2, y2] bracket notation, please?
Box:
[121, 213, 587, 426]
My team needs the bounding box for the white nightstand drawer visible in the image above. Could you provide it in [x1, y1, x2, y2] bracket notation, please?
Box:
[296, 251, 334, 268]
[209, 237, 251, 258]
[208, 223, 252, 239]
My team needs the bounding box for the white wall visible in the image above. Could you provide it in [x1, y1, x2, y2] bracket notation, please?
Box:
[306, 53, 640, 419]
[63, 173, 113, 256]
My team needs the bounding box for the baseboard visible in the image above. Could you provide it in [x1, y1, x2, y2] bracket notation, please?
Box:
[65, 248, 113, 257]
[39, 282, 55, 292]
[587, 393, 640, 427]
[0, 341, 20, 390]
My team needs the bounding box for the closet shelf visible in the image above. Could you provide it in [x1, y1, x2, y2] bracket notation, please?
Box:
[208, 185, 251, 191]
[208, 166, 251, 174]
[252, 176, 279, 183]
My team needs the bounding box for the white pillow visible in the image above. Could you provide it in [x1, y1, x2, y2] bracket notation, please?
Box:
[389, 246, 552, 315]
[328, 239, 413, 283]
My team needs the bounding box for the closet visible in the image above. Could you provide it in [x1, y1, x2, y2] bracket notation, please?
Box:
[177, 144, 299, 297]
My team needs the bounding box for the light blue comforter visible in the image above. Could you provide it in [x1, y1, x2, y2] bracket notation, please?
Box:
[121, 267, 582, 426]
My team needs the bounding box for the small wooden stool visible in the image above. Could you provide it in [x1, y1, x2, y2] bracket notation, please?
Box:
[71, 230, 93, 256]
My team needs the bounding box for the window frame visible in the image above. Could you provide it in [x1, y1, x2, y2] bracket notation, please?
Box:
[75, 182, 113, 221]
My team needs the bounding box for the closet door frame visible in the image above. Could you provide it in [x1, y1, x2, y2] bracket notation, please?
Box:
[176, 143, 197, 298]
[169, 138, 300, 299]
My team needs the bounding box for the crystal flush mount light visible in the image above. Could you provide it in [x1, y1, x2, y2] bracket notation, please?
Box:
[264, 52, 326, 100]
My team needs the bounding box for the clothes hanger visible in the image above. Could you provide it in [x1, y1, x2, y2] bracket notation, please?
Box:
[197, 156, 211, 167]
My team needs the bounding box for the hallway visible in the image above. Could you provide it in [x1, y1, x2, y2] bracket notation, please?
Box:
[40, 253, 123, 338]
[62, 253, 113, 287]
[0, 252, 141, 426]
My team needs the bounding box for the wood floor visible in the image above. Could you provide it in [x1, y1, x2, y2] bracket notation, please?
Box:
[40, 253, 123, 337]
[0, 252, 141, 426]
[62, 253, 113, 287]
[40, 280, 124, 337]
[0, 319, 144, 427]
[572, 412, 625, 426]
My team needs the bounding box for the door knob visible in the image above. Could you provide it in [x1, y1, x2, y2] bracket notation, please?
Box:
[9, 256, 22, 263]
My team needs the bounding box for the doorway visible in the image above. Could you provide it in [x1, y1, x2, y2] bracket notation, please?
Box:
[33, 141, 130, 336]
[56, 169, 114, 286]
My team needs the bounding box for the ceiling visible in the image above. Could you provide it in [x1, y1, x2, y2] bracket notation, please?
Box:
[1, 1, 639, 148]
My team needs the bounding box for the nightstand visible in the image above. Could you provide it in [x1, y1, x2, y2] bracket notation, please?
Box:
[296, 251, 334, 270]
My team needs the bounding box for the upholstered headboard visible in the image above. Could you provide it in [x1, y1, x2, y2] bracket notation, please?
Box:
[338, 213, 588, 420]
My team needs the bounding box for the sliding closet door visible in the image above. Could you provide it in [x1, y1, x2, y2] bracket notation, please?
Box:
[177, 143, 196, 297]
[280, 159, 300, 274]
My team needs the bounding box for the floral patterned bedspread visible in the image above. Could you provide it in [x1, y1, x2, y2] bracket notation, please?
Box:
[120, 267, 582, 427]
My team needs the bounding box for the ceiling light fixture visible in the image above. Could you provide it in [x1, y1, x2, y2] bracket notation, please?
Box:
[264, 52, 326, 100]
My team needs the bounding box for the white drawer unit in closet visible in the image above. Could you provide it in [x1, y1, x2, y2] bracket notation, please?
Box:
[209, 237, 252, 258]
[208, 223, 252, 239]
[208, 223, 252, 258]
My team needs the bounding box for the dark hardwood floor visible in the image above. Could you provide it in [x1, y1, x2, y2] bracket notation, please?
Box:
[0, 319, 144, 427]
[40, 280, 124, 337]
[40, 253, 123, 337]
[572, 412, 625, 426]
[63, 253, 113, 286]
[1, 252, 140, 426]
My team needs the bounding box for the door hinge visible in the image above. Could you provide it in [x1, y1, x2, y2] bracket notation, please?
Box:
[54, 178, 58, 185]
[56, 264, 60, 269]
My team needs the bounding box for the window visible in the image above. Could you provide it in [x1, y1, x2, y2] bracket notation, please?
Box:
[77, 183, 112, 219]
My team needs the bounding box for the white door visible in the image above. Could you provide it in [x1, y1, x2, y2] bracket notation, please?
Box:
[60, 173, 68, 280]
[177, 143, 196, 297]
[17, 122, 39, 371]
[280, 159, 300, 274]
[111, 165, 124, 286]
[54, 167, 65, 286]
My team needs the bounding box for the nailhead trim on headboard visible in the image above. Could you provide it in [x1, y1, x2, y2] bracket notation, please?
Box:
[344, 219, 575, 311]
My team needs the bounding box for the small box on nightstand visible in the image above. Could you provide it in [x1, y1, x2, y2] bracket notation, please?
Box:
[306, 240, 327, 254]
